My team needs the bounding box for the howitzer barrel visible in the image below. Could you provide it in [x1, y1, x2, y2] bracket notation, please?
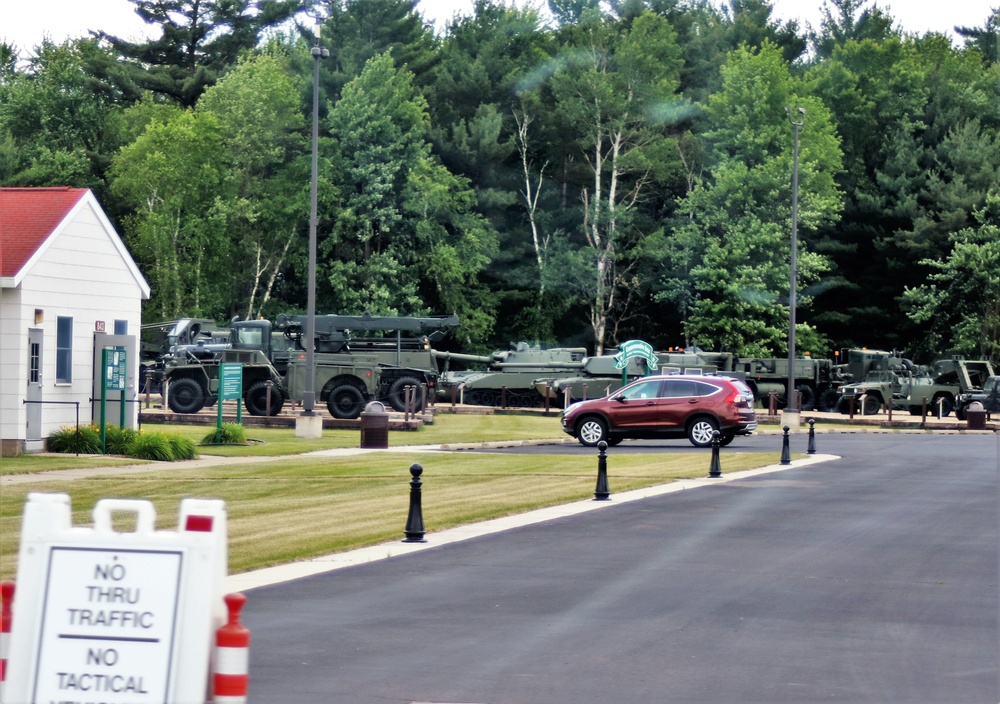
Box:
[275, 312, 459, 335]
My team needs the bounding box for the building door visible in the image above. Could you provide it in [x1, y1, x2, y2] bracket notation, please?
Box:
[26, 328, 43, 444]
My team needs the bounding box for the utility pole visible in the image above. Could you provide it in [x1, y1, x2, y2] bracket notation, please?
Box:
[297, 21, 329, 438]
[785, 106, 805, 416]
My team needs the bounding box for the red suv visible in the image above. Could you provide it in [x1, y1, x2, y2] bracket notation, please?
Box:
[560, 375, 757, 448]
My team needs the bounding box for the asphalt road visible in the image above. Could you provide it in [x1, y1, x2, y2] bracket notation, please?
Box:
[243, 432, 999, 703]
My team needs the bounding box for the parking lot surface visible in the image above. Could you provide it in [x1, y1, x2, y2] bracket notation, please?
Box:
[243, 433, 998, 703]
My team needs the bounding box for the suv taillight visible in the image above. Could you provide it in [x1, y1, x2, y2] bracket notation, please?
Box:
[724, 386, 752, 407]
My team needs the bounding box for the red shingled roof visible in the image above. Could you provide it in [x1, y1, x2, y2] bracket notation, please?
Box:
[0, 187, 88, 278]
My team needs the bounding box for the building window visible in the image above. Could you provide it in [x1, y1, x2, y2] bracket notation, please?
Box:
[114, 319, 128, 335]
[29, 342, 41, 383]
[56, 316, 73, 383]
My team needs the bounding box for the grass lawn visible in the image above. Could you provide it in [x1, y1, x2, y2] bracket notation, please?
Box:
[0, 413, 567, 475]
[0, 451, 783, 580]
[1, 414, 789, 580]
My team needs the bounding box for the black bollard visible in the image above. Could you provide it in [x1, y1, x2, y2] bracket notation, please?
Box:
[402, 463, 427, 543]
[594, 440, 610, 500]
[779, 425, 791, 465]
[807, 418, 816, 454]
[708, 430, 722, 478]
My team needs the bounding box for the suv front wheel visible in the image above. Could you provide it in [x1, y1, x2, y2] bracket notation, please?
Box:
[576, 416, 608, 447]
[687, 417, 719, 448]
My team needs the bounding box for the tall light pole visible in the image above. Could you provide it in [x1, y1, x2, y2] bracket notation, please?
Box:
[303, 23, 329, 417]
[786, 106, 804, 413]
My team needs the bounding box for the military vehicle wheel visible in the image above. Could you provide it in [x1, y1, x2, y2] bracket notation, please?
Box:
[861, 395, 881, 415]
[818, 388, 840, 412]
[465, 390, 482, 405]
[245, 380, 284, 417]
[328, 384, 365, 419]
[167, 378, 205, 414]
[931, 394, 954, 417]
[687, 416, 719, 447]
[576, 416, 608, 447]
[388, 376, 423, 413]
[797, 385, 815, 411]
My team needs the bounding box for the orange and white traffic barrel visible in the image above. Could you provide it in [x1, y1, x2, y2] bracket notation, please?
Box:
[1, 581, 14, 697]
[213, 592, 250, 703]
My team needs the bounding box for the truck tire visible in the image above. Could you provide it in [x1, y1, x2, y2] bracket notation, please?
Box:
[328, 384, 365, 419]
[167, 378, 205, 414]
[861, 395, 881, 415]
[388, 376, 423, 413]
[796, 385, 815, 411]
[931, 394, 954, 417]
[818, 388, 840, 412]
[245, 380, 284, 417]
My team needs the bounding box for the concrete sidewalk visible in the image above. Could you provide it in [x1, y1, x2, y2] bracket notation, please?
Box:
[0, 442, 466, 486]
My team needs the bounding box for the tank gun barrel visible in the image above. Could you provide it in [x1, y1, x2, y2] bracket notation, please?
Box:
[489, 361, 585, 369]
[431, 350, 495, 364]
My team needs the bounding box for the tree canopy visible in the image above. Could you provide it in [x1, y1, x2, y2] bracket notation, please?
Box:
[2, 0, 998, 360]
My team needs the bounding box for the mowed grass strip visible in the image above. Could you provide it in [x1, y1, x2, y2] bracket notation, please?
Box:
[0, 450, 778, 579]
[0, 413, 567, 474]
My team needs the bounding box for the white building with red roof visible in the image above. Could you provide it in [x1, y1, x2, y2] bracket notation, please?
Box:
[1, 187, 150, 455]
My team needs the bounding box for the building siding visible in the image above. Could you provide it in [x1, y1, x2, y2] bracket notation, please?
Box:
[1, 197, 146, 450]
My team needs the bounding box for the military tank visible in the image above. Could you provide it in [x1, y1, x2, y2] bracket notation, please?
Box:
[435, 343, 587, 407]
[535, 349, 738, 406]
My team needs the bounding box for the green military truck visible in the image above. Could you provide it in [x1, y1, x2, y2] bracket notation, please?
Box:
[162, 318, 385, 419]
[836, 357, 994, 417]
[162, 313, 453, 417]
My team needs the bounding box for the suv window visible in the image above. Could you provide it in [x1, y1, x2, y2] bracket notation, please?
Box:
[662, 379, 720, 398]
[619, 379, 663, 400]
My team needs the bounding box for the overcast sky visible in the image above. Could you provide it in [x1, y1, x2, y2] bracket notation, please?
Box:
[2, 0, 991, 57]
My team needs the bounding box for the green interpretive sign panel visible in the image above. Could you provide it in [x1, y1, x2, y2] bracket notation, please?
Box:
[220, 364, 243, 401]
[215, 364, 244, 437]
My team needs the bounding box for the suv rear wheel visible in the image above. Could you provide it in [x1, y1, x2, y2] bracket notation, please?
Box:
[687, 417, 719, 448]
[576, 416, 608, 447]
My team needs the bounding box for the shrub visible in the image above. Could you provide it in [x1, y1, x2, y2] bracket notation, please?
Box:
[201, 423, 247, 445]
[47, 424, 101, 454]
[168, 434, 199, 460]
[104, 424, 139, 455]
[128, 431, 176, 461]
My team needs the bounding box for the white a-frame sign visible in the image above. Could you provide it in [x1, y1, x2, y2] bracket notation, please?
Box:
[5, 493, 228, 704]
